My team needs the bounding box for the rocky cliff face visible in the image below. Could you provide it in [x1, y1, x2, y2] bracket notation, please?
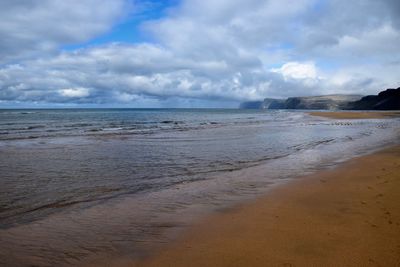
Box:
[345, 88, 400, 110]
[283, 95, 363, 110]
[240, 95, 362, 110]
[240, 87, 400, 110]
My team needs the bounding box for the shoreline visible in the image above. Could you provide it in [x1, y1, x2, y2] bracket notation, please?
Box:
[3, 110, 399, 266]
[81, 111, 400, 267]
[136, 144, 400, 267]
[309, 111, 400, 119]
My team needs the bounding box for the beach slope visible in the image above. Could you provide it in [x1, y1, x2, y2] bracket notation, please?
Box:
[140, 145, 400, 267]
[309, 111, 400, 119]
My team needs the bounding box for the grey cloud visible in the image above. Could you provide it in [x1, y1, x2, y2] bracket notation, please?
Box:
[145, 0, 314, 53]
[0, 44, 275, 104]
[145, 0, 400, 70]
[0, 41, 396, 105]
[4, 42, 386, 105]
[298, 0, 400, 60]
[0, 0, 399, 106]
[0, 0, 129, 64]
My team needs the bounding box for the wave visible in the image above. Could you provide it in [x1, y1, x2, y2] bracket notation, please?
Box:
[0, 110, 398, 143]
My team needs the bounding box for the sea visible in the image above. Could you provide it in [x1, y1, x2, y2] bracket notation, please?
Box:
[0, 108, 399, 266]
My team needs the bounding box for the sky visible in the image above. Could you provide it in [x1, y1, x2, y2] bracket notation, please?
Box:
[0, 0, 399, 108]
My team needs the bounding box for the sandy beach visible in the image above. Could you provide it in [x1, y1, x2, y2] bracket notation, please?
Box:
[137, 144, 400, 267]
[309, 111, 400, 119]
[134, 112, 400, 267]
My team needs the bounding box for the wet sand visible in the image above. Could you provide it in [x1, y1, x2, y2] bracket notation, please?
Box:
[309, 111, 400, 119]
[137, 145, 400, 267]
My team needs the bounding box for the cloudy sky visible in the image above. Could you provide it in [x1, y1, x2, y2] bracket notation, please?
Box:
[0, 0, 399, 108]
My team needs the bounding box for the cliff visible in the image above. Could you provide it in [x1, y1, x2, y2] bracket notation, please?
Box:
[240, 95, 362, 110]
[345, 88, 400, 110]
[240, 86, 400, 110]
[283, 95, 363, 110]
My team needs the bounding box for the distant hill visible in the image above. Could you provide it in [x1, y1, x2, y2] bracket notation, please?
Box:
[240, 95, 363, 110]
[283, 95, 363, 110]
[345, 87, 400, 110]
[239, 87, 400, 110]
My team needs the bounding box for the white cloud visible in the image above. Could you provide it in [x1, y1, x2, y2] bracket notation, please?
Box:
[59, 88, 90, 98]
[0, 0, 399, 106]
[271, 62, 318, 80]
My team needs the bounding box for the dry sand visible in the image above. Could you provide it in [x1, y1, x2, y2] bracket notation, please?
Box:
[309, 111, 400, 119]
[137, 145, 400, 267]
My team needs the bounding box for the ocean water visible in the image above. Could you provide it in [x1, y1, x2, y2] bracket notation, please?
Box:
[0, 109, 399, 266]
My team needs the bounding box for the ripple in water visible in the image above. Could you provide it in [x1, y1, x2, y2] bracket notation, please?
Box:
[0, 109, 399, 266]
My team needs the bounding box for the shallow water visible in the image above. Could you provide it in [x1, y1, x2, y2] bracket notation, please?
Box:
[0, 109, 399, 266]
